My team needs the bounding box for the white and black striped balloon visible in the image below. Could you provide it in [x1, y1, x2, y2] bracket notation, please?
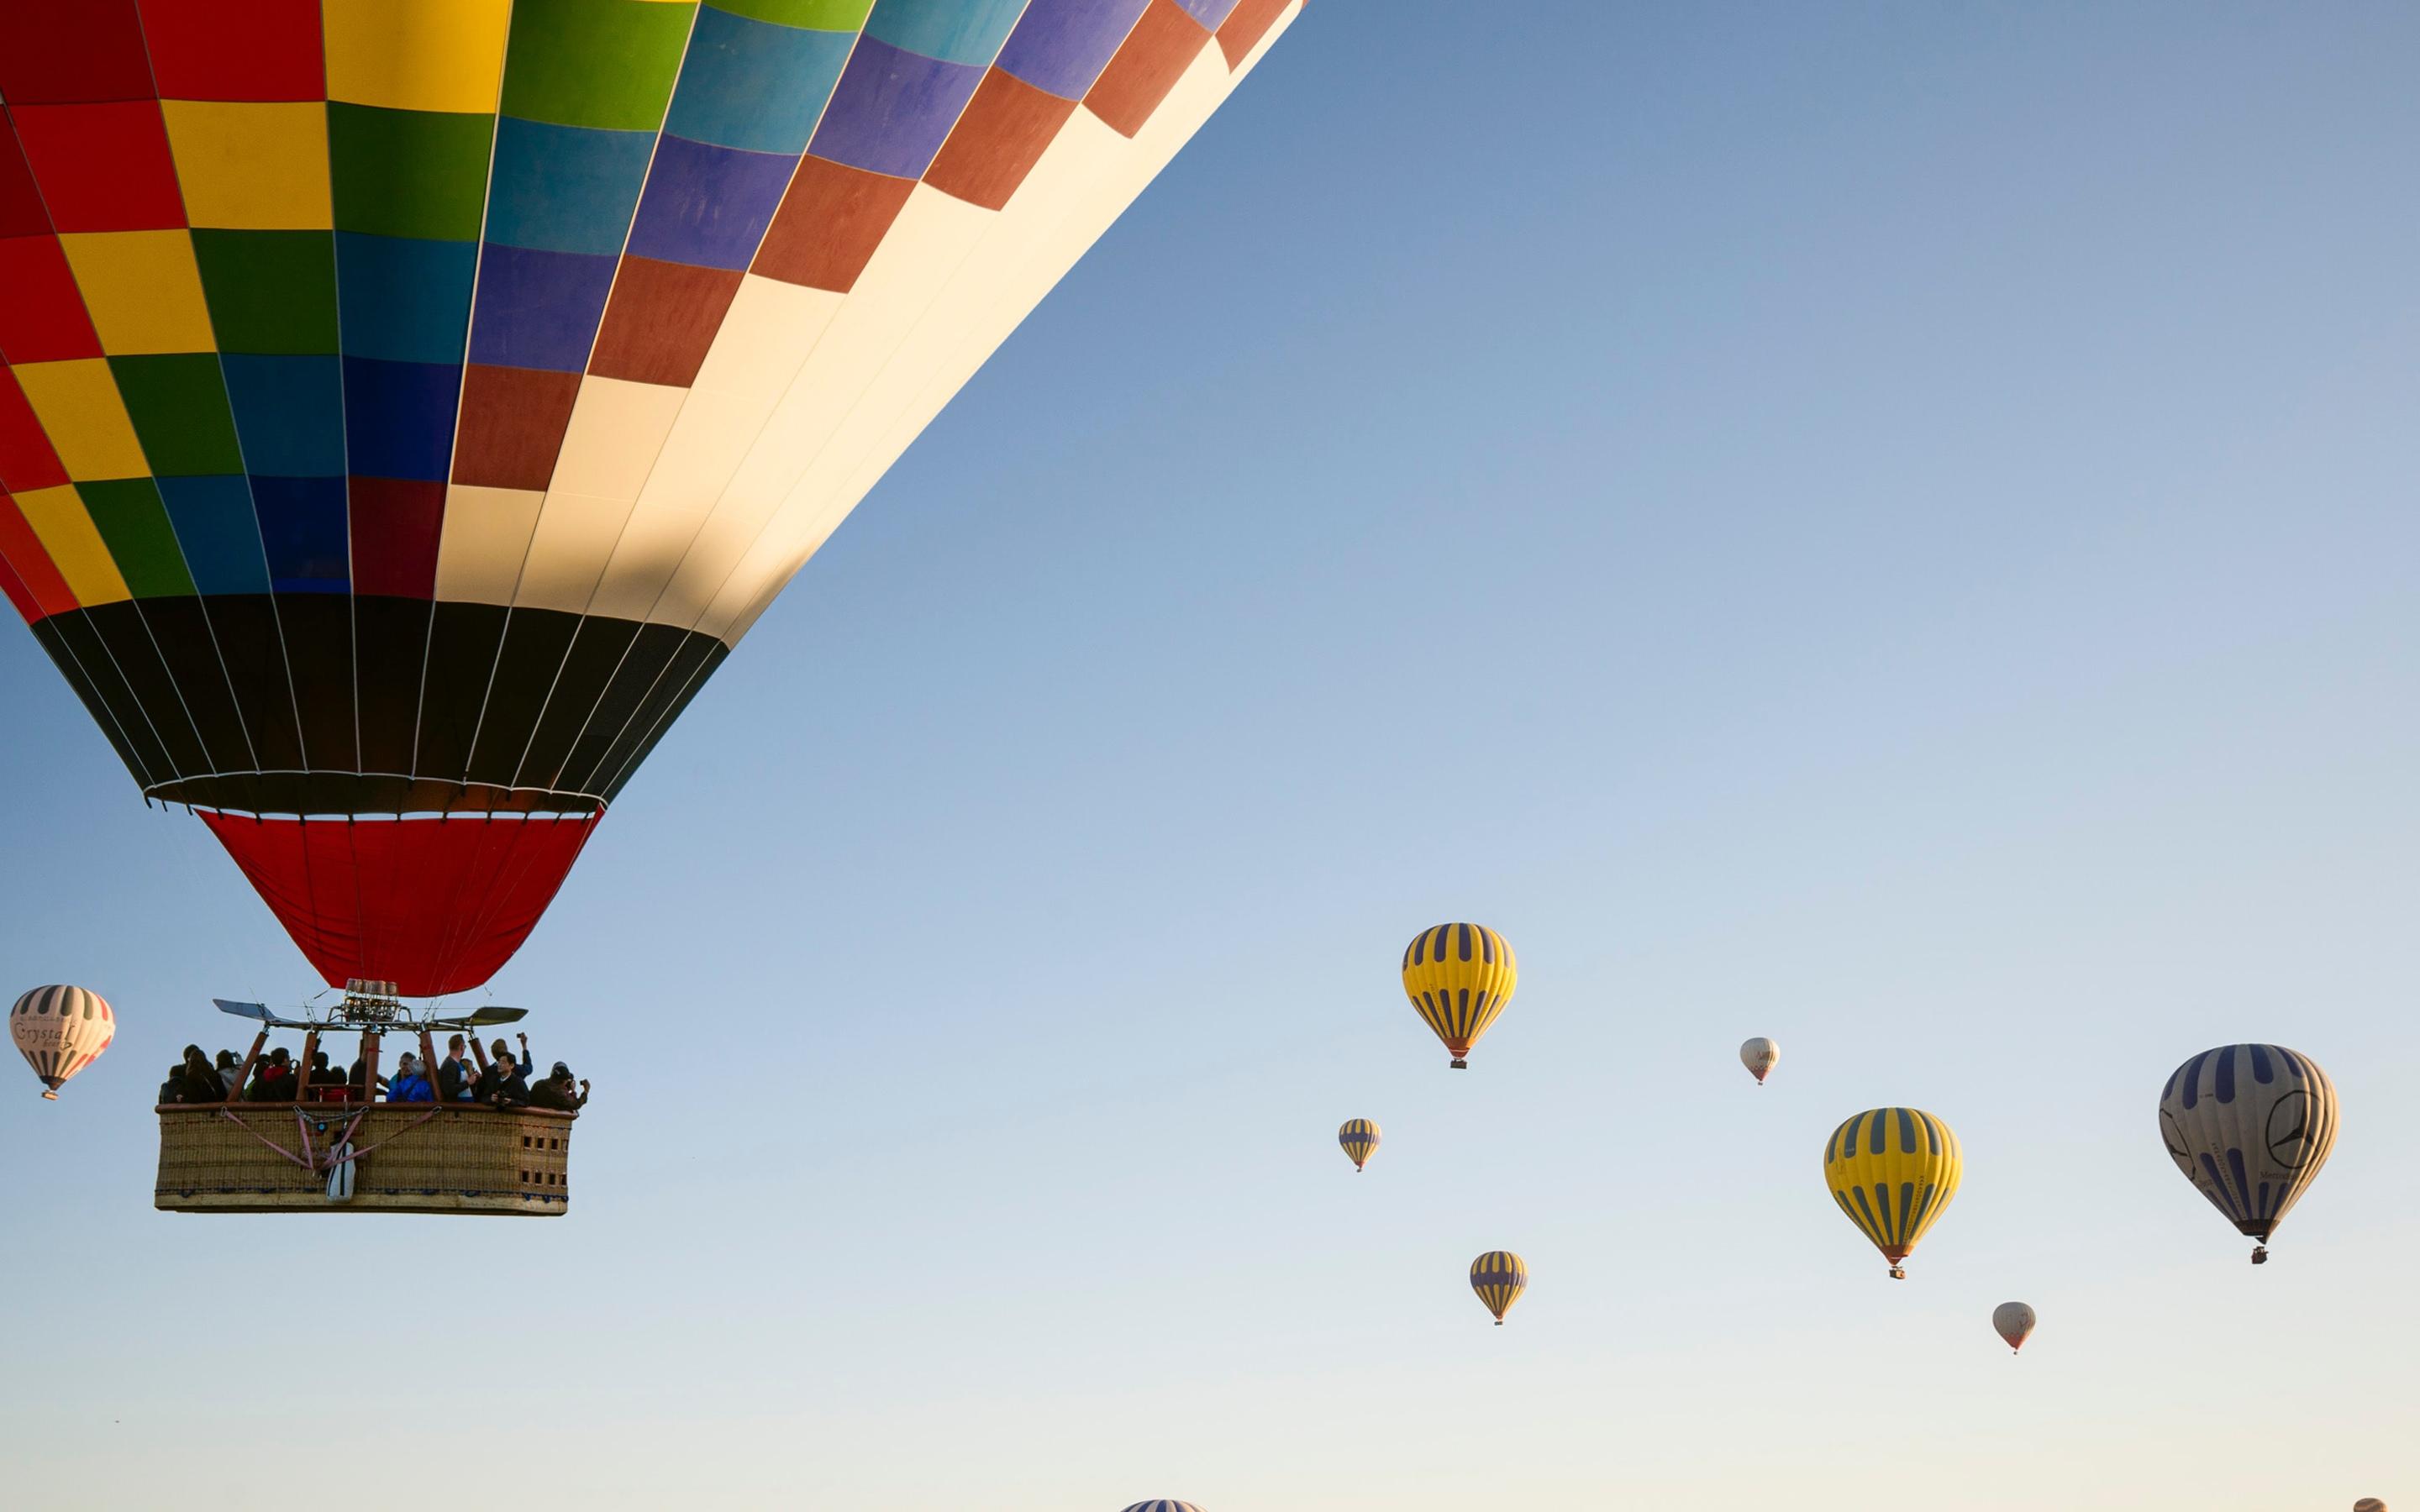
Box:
[11, 985, 114, 1100]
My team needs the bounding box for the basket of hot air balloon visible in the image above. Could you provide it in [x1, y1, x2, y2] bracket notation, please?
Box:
[155, 985, 575, 1215]
[0, 0, 1307, 1142]
[157, 1100, 575, 1215]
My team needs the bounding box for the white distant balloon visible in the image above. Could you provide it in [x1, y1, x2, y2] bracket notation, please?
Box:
[11, 985, 114, 1100]
[1739, 1037, 1779, 1085]
[1991, 1301, 2037, 1354]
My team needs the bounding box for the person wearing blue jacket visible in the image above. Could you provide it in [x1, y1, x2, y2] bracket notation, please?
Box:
[387, 1053, 436, 1103]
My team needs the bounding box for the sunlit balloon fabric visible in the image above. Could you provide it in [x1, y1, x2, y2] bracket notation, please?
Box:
[1337, 1116, 1378, 1172]
[0, 0, 1302, 995]
[1469, 1249, 1525, 1325]
[1401, 923, 1516, 1068]
[1821, 1106, 1962, 1279]
[2157, 1042, 2338, 1263]
[1739, 1035, 1777, 1084]
[1991, 1300, 2035, 1355]
[10, 984, 114, 1099]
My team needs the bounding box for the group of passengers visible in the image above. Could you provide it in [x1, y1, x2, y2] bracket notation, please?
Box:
[159, 1031, 589, 1113]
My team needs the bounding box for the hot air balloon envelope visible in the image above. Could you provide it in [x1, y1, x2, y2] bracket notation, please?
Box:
[1740, 1036, 1778, 1084]
[1401, 923, 1516, 1068]
[1470, 1249, 1527, 1324]
[1337, 1117, 1380, 1172]
[0, 0, 1303, 996]
[2157, 1043, 2338, 1263]
[1991, 1300, 2036, 1353]
[1821, 1106, 1962, 1279]
[11, 984, 113, 1099]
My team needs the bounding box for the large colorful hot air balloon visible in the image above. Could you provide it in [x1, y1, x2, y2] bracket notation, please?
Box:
[1991, 1300, 2035, 1355]
[10, 984, 114, 1099]
[1739, 1036, 1777, 1085]
[1401, 923, 1516, 1068]
[1336, 1116, 1378, 1172]
[1469, 1249, 1525, 1325]
[0, 0, 1303, 997]
[1821, 1106, 1962, 1279]
[2158, 1043, 2338, 1264]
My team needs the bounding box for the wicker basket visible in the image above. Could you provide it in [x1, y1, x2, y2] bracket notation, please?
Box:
[156, 1102, 576, 1215]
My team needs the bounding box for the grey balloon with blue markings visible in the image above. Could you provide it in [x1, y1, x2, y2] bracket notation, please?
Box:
[2157, 1043, 2339, 1264]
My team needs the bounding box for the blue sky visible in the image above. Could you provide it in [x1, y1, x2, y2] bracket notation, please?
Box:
[3, 3, 2417, 1507]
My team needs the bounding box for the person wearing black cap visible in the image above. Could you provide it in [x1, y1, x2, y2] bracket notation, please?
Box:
[528, 1062, 589, 1112]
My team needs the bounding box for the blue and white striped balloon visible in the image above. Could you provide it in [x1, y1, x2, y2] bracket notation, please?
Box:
[2158, 1042, 2338, 1263]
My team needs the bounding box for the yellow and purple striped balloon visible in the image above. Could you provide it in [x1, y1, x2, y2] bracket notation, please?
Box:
[1469, 1249, 1526, 1325]
[1401, 923, 1516, 1068]
[1337, 1116, 1378, 1172]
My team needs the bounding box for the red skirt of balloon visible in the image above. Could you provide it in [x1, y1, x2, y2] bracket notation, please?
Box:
[200, 811, 599, 996]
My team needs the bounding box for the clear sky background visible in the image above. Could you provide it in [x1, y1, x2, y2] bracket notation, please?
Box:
[3, 3, 2416, 1508]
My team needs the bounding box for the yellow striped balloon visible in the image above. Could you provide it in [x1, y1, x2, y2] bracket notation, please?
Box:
[1821, 1107, 1963, 1279]
[1470, 1250, 1528, 1325]
[1338, 1118, 1381, 1172]
[1402, 924, 1517, 1068]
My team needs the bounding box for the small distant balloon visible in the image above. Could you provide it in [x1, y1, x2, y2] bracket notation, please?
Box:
[1740, 1037, 1779, 1085]
[2157, 1043, 2339, 1265]
[1402, 924, 1517, 1068]
[1338, 1119, 1381, 1173]
[1821, 1106, 1963, 1279]
[1992, 1301, 2037, 1354]
[1120, 1503, 1205, 1511]
[11, 985, 114, 1100]
[1470, 1250, 1528, 1325]
[2353, 1499, 2386, 1511]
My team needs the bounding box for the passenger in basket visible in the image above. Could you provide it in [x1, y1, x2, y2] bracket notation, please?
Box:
[245, 1047, 295, 1101]
[478, 1033, 533, 1105]
[387, 1053, 436, 1103]
[437, 1035, 476, 1102]
[158, 1063, 184, 1105]
[528, 1063, 590, 1112]
[308, 1052, 345, 1099]
[347, 1058, 388, 1101]
[216, 1049, 242, 1098]
[180, 1046, 224, 1103]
